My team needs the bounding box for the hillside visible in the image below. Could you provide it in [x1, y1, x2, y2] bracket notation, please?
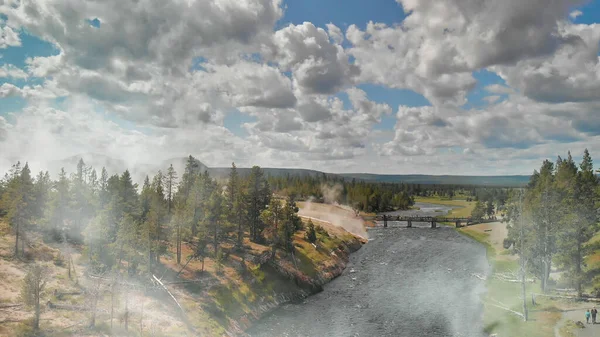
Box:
[48, 154, 530, 187]
[0, 216, 364, 337]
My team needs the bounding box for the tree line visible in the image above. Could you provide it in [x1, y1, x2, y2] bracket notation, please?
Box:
[268, 174, 415, 213]
[504, 149, 599, 296]
[0, 155, 305, 277]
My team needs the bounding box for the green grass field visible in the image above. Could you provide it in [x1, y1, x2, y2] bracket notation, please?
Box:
[414, 196, 476, 218]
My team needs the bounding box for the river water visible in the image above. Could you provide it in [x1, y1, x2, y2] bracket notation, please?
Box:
[247, 203, 490, 337]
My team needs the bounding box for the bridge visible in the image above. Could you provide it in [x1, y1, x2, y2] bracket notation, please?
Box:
[368, 215, 497, 229]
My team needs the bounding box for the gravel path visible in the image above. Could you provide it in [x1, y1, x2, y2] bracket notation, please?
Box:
[557, 309, 600, 337]
[248, 225, 490, 337]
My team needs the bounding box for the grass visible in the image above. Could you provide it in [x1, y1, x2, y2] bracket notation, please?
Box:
[456, 226, 565, 337]
[458, 228, 496, 258]
[414, 196, 476, 218]
[559, 320, 579, 337]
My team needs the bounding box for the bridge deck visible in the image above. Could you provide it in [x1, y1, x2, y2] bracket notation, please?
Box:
[374, 216, 498, 221]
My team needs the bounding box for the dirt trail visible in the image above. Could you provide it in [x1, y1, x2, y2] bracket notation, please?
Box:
[462, 222, 518, 261]
[297, 202, 368, 239]
[247, 226, 490, 337]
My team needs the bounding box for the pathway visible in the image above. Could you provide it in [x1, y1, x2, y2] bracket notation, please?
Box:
[556, 308, 600, 337]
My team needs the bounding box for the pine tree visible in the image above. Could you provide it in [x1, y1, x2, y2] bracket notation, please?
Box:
[205, 189, 225, 255]
[20, 264, 47, 330]
[281, 196, 301, 252]
[305, 220, 317, 243]
[165, 164, 177, 216]
[558, 149, 598, 296]
[33, 171, 51, 221]
[471, 201, 486, 220]
[227, 163, 243, 247]
[3, 163, 36, 256]
[99, 167, 109, 207]
[247, 166, 270, 243]
[486, 200, 495, 218]
[261, 198, 283, 244]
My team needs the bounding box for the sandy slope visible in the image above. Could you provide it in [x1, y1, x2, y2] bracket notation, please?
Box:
[297, 202, 368, 239]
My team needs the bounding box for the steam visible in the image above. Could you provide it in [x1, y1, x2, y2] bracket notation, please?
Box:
[298, 186, 368, 239]
[321, 183, 343, 204]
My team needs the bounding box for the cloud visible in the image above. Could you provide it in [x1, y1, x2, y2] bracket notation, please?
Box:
[0, 0, 284, 128]
[199, 61, 297, 109]
[0, 96, 256, 180]
[0, 64, 28, 79]
[570, 10, 583, 19]
[0, 83, 22, 97]
[0, 24, 21, 49]
[346, 22, 476, 106]
[271, 22, 359, 94]
[241, 87, 389, 161]
[326, 23, 344, 45]
[348, 0, 589, 106]
[493, 23, 600, 103]
[1, 0, 600, 176]
[483, 95, 501, 104]
[25, 54, 64, 77]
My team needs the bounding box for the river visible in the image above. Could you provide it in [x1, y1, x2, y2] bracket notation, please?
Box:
[247, 203, 490, 337]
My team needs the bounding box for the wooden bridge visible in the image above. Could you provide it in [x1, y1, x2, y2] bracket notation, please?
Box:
[369, 215, 497, 229]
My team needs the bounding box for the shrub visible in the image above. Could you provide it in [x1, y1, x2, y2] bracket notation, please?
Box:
[14, 320, 43, 337]
[304, 221, 317, 244]
[315, 225, 329, 238]
[53, 252, 65, 267]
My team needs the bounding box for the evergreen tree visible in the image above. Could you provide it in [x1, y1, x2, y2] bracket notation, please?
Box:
[20, 264, 47, 330]
[471, 201, 486, 220]
[247, 166, 270, 243]
[281, 196, 301, 252]
[556, 150, 598, 296]
[33, 171, 51, 221]
[165, 164, 177, 216]
[305, 220, 317, 243]
[486, 200, 495, 218]
[99, 167, 109, 207]
[205, 189, 225, 254]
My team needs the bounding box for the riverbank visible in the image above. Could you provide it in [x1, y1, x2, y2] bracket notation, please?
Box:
[458, 223, 563, 337]
[248, 226, 489, 337]
[0, 217, 364, 337]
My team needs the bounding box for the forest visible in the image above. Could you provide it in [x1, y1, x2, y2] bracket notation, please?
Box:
[0, 153, 522, 335]
[503, 149, 600, 297]
[267, 174, 415, 212]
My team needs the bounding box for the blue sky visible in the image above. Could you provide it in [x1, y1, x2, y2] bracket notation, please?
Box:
[1, 0, 600, 175]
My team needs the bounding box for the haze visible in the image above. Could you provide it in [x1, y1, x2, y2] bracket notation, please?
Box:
[1, 0, 599, 177]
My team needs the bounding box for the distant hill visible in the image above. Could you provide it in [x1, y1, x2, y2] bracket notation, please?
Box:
[208, 167, 338, 180]
[337, 173, 530, 187]
[50, 154, 530, 187]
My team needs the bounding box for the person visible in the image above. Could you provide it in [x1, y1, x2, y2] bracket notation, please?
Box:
[592, 307, 597, 324]
[586, 309, 591, 324]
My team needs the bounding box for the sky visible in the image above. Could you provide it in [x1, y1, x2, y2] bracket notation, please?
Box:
[1, 0, 600, 177]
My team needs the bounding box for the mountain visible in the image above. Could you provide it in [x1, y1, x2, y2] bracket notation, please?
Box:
[49, 154, 530, 187]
